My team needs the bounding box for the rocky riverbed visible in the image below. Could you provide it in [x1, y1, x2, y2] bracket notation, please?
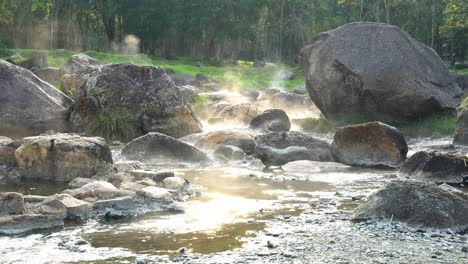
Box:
[2, 137, 468, 263]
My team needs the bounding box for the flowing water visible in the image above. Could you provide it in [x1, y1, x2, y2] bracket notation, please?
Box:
[0, 137, 457, 263]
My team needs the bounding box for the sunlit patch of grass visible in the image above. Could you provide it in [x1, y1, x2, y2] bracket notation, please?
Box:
[91, 108, 139, 142]
[1, 49, 306, 91]
[192, 94, 209, 113]
[299, 115, 335, 133]
[399, 113, 456, 138]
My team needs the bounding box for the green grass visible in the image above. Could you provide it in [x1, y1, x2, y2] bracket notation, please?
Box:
[457, 68, 468, 75]
[1, 48, 305, 91]
[299, 112, 456, 138]
[91, 108, 139, 142]
[299, 115, 335, 133]
[191, 94, 209, 113]
[398, 113, 456, 138]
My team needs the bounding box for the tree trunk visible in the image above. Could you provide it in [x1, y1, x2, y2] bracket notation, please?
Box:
[279, 0, 285, 63]
[97, 0, 115, 48]
[431, 0, 436, 48]
[384, 0, 390, 24]
[50, 0, 60, 49]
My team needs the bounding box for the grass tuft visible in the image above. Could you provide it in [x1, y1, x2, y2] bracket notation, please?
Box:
[91, 108, 139, 142]
[299, 115, 335, 133]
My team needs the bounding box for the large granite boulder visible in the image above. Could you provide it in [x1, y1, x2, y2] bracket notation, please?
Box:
[15, 133, 113, 182]
[70, 63, 202, 139]
[122, 132, 209, 163]
[299, 22, 462, 123]
[331, 122, 407, 168]
[399, 151, 468, 184]
[0, 60, 72, 136]
[353, 180, 468, 230]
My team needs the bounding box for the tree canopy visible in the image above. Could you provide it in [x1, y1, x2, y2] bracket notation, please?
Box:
[0, 0, 466, 64]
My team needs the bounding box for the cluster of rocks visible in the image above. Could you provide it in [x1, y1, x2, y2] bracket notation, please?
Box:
[0, 132, 192, 235]
[1, 54, 203, 140]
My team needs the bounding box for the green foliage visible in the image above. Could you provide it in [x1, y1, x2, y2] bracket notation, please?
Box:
[399, 113, 456, 138]
[1, 49, 306, 91]
[91, 108, 139, 141]
[300, 115, 335, 133]
[192, 95, 209, 113]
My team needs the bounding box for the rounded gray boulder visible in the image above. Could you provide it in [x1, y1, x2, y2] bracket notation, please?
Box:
[300, 22, 462, 123]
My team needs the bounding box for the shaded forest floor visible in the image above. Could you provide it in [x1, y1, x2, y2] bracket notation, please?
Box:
[1, 49, 305, 91]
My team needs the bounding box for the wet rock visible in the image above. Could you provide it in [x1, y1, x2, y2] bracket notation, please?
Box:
[0, 192, 24, 215]
[23, 195, 47, 203]
[282, 160, 351, 173]
[267, 240, 279, 248]
[0, 137, 20, 167]
[194, 131, 256, 155]
[15, 133, 113, 182]
[255, 131, 333, 160]
[69, 178, 97, 189]
[331, 122, 408, 168]
[119, 181, 149, 192]
[163, 177, 187, 191]
[169, 73, 196, 86]
[213, 145, 246, 162]
[32, 67, 59, 85]
[299, 22, 461, 123]
[70, 63, 202, 139]
[122, 132, 209, 163]
[398, 151, 468, 184]
[214, 103, 259, 125]
[0, 214, 64, 235]
[353, 180, 468, 230]
[54, 194, 92, 219]
[250, 109, 291, 132]
[93, 196, 135, 211]
[179, 85, 198, 103]
[130, 170, 175, 182]
[0, 60, 72, 136]
[454, 107, 468, 145]
[462, 246, 468, 253]
[63, 181, 133, 200]
[136, 186, 173, 203]
[113, 161, 146, 173]
[256, 146, 332, 166]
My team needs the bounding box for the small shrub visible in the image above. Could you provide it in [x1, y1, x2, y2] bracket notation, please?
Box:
[192, 94, 209, 113]
[91, 109, 139, 141]
[300, 115, 335, 133]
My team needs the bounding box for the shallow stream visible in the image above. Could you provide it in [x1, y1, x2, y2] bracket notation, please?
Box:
[0, 137, 459, 263]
